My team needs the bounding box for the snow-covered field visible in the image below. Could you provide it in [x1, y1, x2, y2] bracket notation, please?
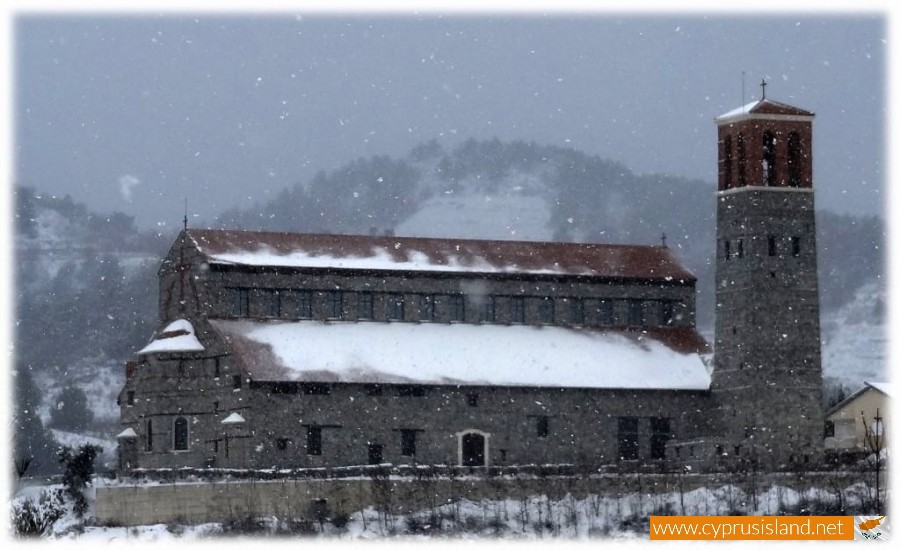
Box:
[12, 476, 882, 540]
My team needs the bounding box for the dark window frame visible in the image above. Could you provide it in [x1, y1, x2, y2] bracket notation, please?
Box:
[126, 391, 135, 406]
[306, 426, 322, 456]
[294, 290, 312, 319]
[173, 416, 189, 452]
[737, 132, 747, 186]
[787, 131, 802, 187]
[232, 374, 242, 389]
[231, 287, 250, 317]
[597, 300, 614, 326]
[449, 295, 466, 322]
[649, 417, 671, 460]
[263, 289, 281, 318]
[358, 292, 374, 320]
[386, 293, 405, 321]
[509, 296, 525, 324]
[618, 416, 639, 460]
[146, 419, 153, 452]
[568, 298, 584, 325]
[467, 393, 479, 407]
[627, 299, 644, 326]
[763, 130, 777, 186]
[768, 235, 778, 257]
[723, 135, 734, 189]
[660, 301, 675, 326]
[536, 415, 549, 438]
[791, 236, 801, 257]
[538, 297, 554, 324]
[325, 290, 343, 320]
[400, 429, 417, 457]
[418, 294, 435, 322]
[480, 296, 495, 323]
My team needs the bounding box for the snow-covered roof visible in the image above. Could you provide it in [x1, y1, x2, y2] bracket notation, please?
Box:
[117, 428, 137, 438]
[866, 382, 890, 397]
[137, 319, 205, 355]
[221, 412, 246, 424]
[185, 229, 696, 282]
[209, 320, 711, 391]
[715, 98, 815, 125]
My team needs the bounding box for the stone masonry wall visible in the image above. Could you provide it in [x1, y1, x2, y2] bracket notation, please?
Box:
[94, 471, 864, 527]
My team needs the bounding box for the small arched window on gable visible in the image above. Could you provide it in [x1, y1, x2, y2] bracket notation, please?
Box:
[737, 133, 747, 187]
[762, 131, 777, 186]
[787, 131, 803, 187]
[173, 416, 189, 451]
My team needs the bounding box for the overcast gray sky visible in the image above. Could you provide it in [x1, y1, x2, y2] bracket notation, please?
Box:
[14, 14, 885, 228]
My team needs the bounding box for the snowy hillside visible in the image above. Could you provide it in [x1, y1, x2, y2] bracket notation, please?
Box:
[821, 283, 887, 388]
[398, 170, 557, 241]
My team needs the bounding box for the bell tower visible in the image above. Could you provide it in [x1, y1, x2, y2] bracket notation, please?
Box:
[711, 93, 824, 469]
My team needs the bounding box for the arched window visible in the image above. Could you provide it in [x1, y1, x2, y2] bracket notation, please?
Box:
[787, 131, 802, 187]
[737, 133, 747, 186]
[762, 131, 777, 186]
[173, 416, 189, 451]
[723, 135, 733, 189]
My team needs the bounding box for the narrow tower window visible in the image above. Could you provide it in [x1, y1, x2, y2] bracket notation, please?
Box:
[737, 133, 747, 186]
[762, 131, 777, 186]
[724, 240, 731, 260]
[768, 236, 777, 257]
[723, 135, 734, 189]
[791, 237, 801, 257]
[787, 131, 803, 187]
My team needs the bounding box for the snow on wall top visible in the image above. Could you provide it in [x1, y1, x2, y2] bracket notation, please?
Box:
[137, 319, 205, 355]
[715, 98, 815, 125]
[117, 428, 137, 438]
[185, 229, 695, 282]
[209, 320, 711, 391]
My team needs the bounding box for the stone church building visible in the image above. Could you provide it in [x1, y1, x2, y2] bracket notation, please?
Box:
[117, 97, 824, 473]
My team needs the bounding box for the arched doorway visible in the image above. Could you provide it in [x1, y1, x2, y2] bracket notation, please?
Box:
[456, 429, 490, 467]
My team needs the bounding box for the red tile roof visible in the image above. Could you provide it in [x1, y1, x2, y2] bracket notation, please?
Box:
[186, 229, 696, 282]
